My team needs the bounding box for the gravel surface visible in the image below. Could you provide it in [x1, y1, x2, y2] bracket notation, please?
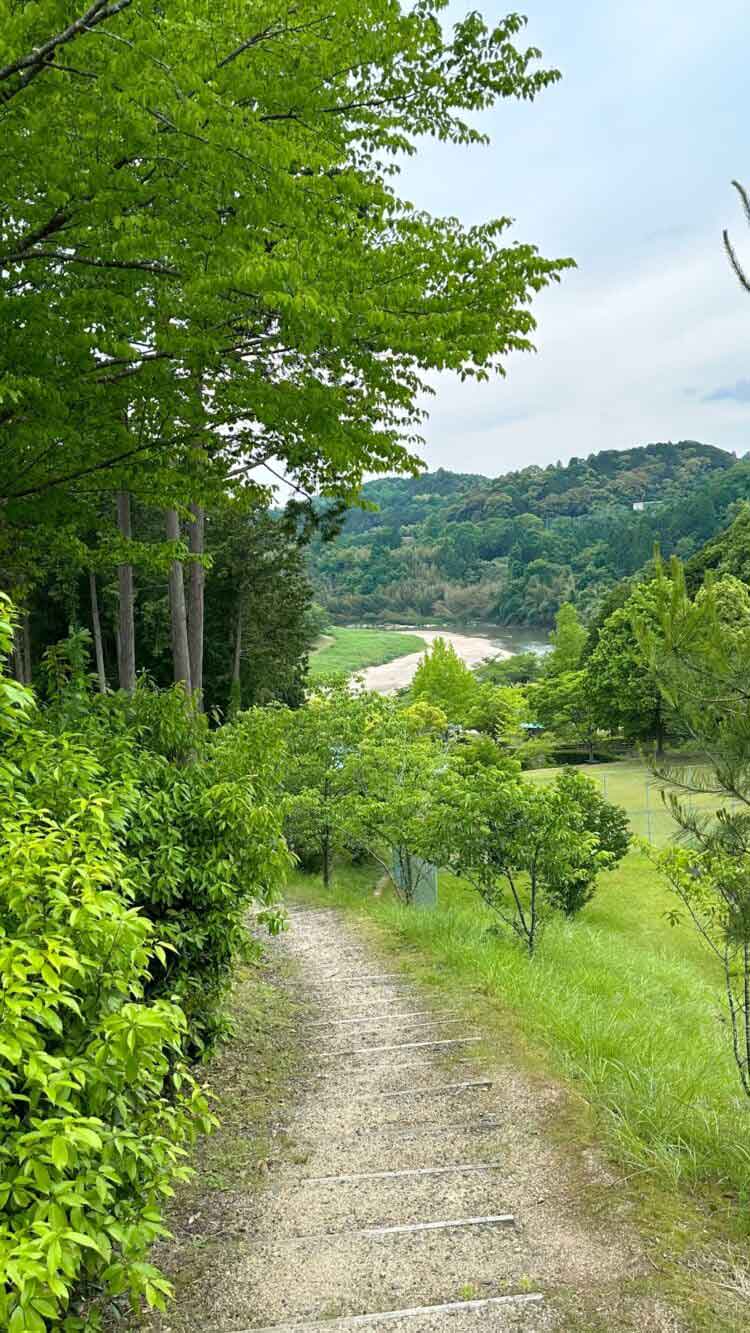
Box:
[139, 905, 693, 1333]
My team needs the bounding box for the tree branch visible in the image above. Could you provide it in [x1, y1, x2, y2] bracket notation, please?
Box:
[0, 0, 133, 103]
[217, 12, 334, 70]
[1, 248, 178, 276]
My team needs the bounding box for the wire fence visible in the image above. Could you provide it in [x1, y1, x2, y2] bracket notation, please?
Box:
[527, 762, 744, 848]
[576, 771, 739, 848]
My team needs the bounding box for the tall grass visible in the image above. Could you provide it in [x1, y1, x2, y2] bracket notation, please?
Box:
[308, 626, 426, 677]
[290, 853, 750, 1218]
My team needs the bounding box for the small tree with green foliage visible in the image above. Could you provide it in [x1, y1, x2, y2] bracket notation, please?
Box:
[530, 669, 600, 760]
[339, 713, 446, 902]
[545, 602, 587, 676]
[544, 769, 630, 915]
[466, 682, 528, 741]
[586, 581, 674, 753]
[411, 637, 479, 723]
[426, 768, 618, 951]
[282, 680, 380, 885]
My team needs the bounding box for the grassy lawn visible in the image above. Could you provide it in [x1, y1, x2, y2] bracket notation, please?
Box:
[528, 757, 731, 847]
[288, 761, 750, 1231]
[308, 625, 426, 677]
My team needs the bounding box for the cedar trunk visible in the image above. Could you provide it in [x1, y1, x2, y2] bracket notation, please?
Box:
[228, 600, 242, 716]
[116, 490, 136, 691]
[11, 634, 25, 684]
[89, 571, 107, 693]
[188, 501, 205, 705]
[166, 508, 192, 692]
[22, 614, 31, 684]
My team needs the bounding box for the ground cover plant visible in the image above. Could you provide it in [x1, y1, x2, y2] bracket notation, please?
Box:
[308, 627, 426, 679]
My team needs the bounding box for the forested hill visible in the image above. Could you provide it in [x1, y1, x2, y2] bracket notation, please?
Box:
[309, 441, 749, 625]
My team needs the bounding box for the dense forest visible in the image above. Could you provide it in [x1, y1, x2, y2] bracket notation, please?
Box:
[308, 441, 749, 623]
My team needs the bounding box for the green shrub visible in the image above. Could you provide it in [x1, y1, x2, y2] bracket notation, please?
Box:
[544, 768, 631, 917]
[0, 606, 289, 1327]
[0, 609, 213, 1329]
[41, 659, 291, 1056]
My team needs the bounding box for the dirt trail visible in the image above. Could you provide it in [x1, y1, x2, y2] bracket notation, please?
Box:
[360, 631, 507, 693]
[140, 908, 693, 1333]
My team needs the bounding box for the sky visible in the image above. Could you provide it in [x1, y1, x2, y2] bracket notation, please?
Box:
[396, 0, 750, 477]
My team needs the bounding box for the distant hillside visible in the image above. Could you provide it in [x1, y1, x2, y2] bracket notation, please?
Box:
[685, 503, 750, 592]
[309, 441, 750, 625]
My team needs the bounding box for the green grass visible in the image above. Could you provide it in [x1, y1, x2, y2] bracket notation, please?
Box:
[308, 625, 426, 677]
[289, 843, 750, 1227]
[529, 757, 732, 847]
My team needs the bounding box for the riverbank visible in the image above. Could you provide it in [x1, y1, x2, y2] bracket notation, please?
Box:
[360, 628, 508, 692]
[308, 626, 427, 678]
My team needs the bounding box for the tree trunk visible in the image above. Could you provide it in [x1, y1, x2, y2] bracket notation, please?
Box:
[322, 777, 332, 887]
[166, 508, 192, 692]
[322, 829, 331, 888]
[655, 703, 665, 758]
[228, 600, 242, 717]
[187, 501, 205, 705]
[21, 614, 31, 684]
[89, 571, 107, 693]
[116, 490, 136, 692]
[11, 633, 25, 684]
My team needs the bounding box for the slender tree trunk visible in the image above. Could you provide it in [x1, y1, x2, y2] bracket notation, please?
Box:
[655, 706, 665, 759]
[166, 508, 192, 692]
[11, 634, 25, 684]
[228, 600, 243, 717]
[187, 501, 205, 705]
[22, 615, 31, 684]
[89, 571, 107, 693]
[322, 777, 332, 887]
[322, 829, 331, 888]
[116, 490, 136, 692]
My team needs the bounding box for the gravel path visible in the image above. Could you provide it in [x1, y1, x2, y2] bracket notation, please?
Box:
[147, 905, 689, 1333]
[359, 631, 508, 693]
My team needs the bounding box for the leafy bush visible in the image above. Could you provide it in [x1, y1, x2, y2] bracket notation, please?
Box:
[544, 768, 631, 916]
[40, 654, 291, 1056]
[0, 606, 289, 1328]
[0, 618, 212, 1329]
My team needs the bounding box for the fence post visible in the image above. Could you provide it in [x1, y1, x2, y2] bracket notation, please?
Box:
[645, 780, 653, 843]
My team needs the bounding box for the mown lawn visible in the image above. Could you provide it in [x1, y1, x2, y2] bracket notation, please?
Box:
[308, 625, 426, 677]
[528, 757, 732, 847]
[288, 771, 750, 1227]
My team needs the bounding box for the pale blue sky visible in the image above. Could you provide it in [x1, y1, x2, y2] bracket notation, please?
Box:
[399, 0, 750, 475]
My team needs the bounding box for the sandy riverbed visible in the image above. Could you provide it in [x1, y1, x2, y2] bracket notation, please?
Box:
[359, 629, 509, 693]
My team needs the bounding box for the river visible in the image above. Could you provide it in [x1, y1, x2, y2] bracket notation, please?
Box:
[358, 622, 549, 693]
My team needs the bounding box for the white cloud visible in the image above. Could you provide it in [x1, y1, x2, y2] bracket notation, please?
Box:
[416, 227, 750, 472]
[393, 0, 750, 477]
